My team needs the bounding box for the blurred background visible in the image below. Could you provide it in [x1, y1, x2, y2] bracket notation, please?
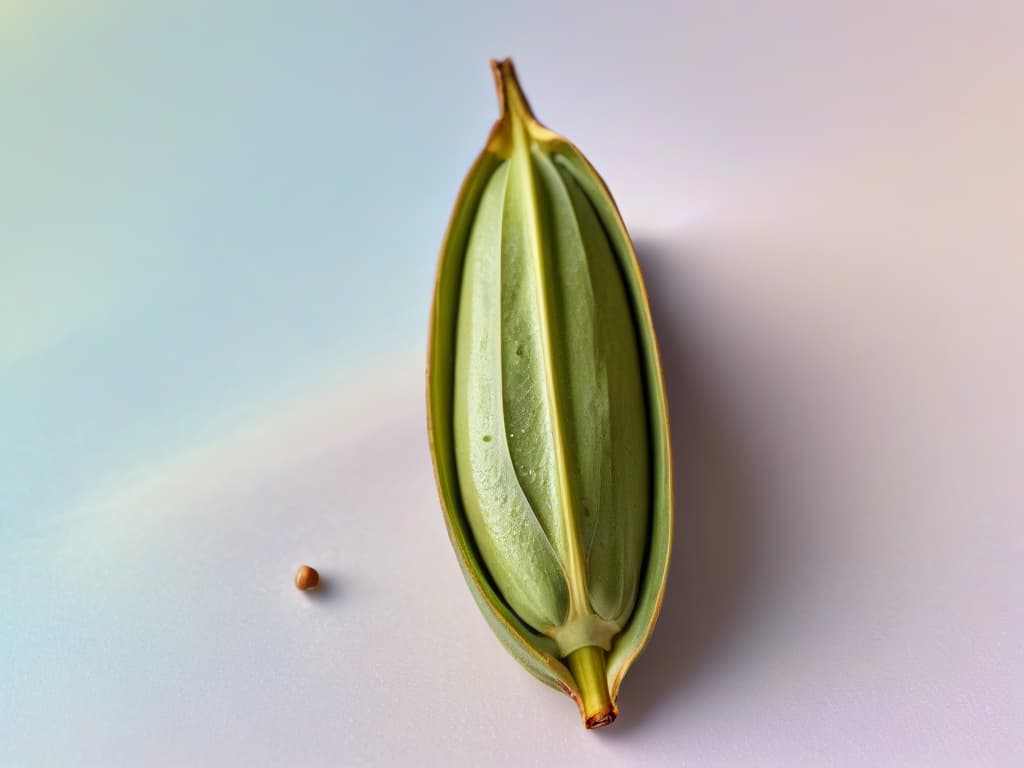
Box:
[2, 1, 1022, 765]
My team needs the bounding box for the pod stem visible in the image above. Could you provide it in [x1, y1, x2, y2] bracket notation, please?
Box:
[566, 646, 617, 729]
[492, 59, 533, 122]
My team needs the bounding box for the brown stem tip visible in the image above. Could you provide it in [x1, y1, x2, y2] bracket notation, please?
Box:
[567, 646, 618, 729]
[586, 710, 618, 729]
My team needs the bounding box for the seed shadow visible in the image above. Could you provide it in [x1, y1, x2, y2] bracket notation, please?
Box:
[604, 237, 755, 736]
[303, 572, 343, 604]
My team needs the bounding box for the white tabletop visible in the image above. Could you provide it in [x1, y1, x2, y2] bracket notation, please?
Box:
[3, 2, 1022, 765]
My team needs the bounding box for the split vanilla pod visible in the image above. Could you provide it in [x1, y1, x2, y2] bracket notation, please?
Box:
[427, 59, 672, 729]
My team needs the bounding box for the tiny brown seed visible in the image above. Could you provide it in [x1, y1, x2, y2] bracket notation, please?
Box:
[294, 565, 320, 591]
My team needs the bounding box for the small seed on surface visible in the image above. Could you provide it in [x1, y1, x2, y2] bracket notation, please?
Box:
[294, 565, 320, 591]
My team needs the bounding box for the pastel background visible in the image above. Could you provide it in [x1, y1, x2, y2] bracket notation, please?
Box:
[2, 1, 1022, 765]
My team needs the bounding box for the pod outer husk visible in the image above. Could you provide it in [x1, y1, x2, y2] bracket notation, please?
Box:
[426, 59, 672, 726]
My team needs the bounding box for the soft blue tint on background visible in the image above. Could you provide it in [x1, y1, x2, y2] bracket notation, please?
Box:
[2, 0, 717, 532]
[2, 0, 485, 528]
[3, 1, 1023, 765]
[0, 0, 908, 530]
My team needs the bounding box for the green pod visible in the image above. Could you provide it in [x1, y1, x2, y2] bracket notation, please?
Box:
[427, 59, 672, 729]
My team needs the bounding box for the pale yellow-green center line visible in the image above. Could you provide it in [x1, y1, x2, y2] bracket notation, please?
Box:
[505, 87, 591, 622]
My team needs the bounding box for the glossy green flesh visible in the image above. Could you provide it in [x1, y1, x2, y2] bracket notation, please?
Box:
[453, 141, 650, 657]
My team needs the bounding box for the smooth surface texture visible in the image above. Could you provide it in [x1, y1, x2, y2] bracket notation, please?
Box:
[3, 1, 1023, 765]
